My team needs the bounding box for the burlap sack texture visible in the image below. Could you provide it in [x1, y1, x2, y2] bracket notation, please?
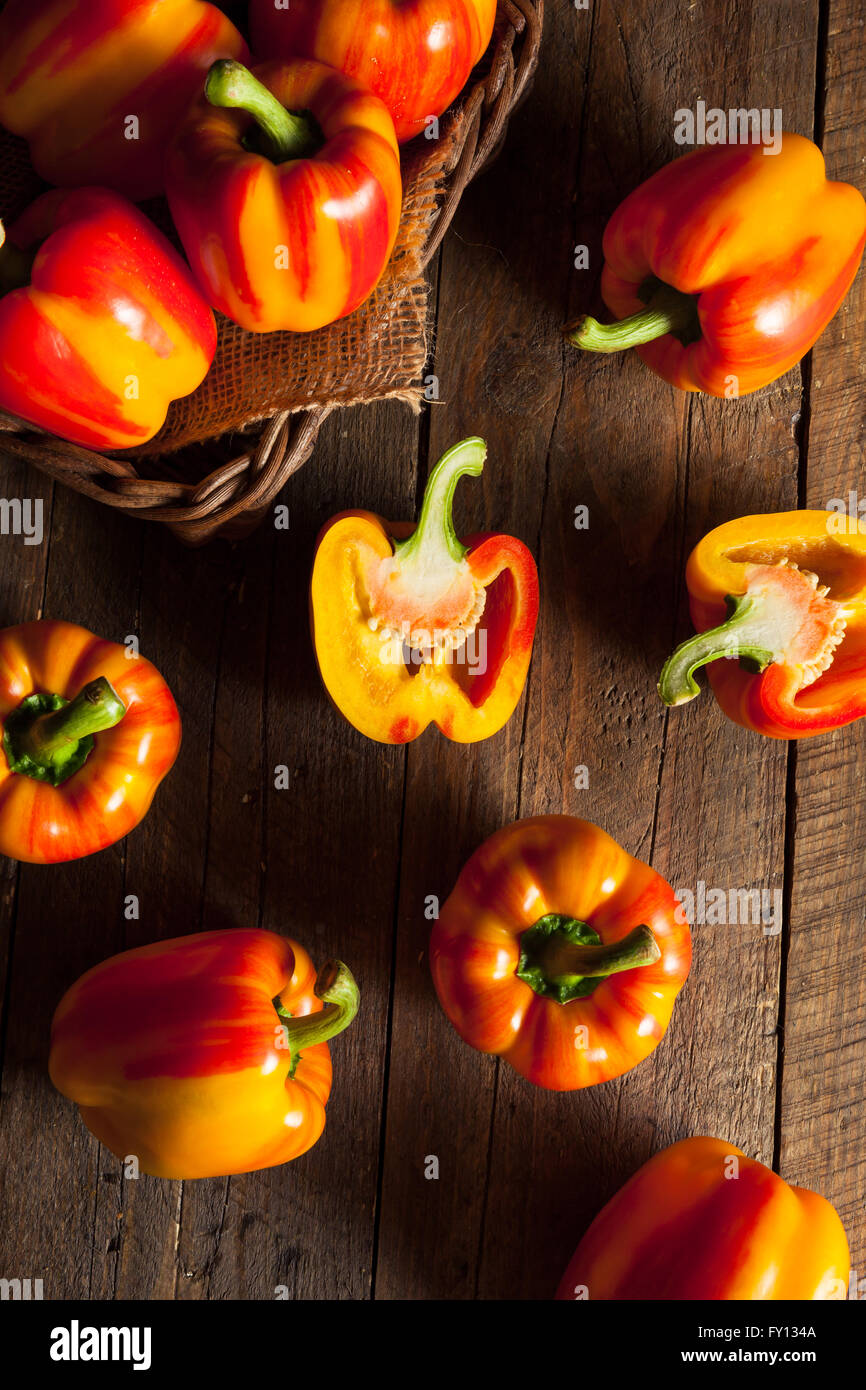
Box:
[0, 1, 543, 539]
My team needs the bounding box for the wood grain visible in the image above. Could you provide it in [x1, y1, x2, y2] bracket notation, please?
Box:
[476, 0, 815, 1301]
[0, 0, 863, 1301]
[777, 0, 866, 1289]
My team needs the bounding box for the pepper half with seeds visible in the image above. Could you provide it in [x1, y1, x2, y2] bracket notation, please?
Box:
[659, 511, 866, 737]
[310, 438, 539, 744]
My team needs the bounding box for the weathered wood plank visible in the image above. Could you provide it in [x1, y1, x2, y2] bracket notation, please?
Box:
[170, 520, 276, 1302]
[374, 0, 589, 1299]
[779, 0, 866, 1292]
[242, 403, 420, 1301]
[0, 485, 144, 1298]
[0, 455, 51, 1046]
[93, 526, 231, 1300]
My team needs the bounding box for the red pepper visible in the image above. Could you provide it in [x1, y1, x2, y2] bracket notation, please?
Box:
[658, 511, 866, 738]
[165, 59, 402, 333]
[50, 930, 360, 1179]
[0, 189, 216, 450]
[556, 1137, 850, 1301]
[0, 0, 248, 200]
[569, 134, 866, 397]
[249, 0, 497, 144]
[431, 816, 691, 1089]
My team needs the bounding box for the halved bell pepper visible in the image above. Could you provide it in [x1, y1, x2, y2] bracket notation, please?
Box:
[0, 620, 181, 864]
[556, 1137, 850, 1300]
[49, 929, 360, 1180]
[659, 512, 866, 738]
[568, 134, 866, 396]
[0, 0, 247, 200]
[0, 188, 216, 450]
[310, 438, 539, 744]
[165, 58, 402, 333]
[430, 816, 692, 1090]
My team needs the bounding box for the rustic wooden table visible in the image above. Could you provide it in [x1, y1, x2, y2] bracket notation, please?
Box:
[0, 0, 863, 1300]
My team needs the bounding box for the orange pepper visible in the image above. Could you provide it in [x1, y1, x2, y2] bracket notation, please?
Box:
[49, 929, 359, 1180]
[568, 134, 866, 396]
[659, 511, 866, 737]
[310, 438, 539, 744]
[0, 621, 180, 864]
[556, 1137, 850, 1301]
[0, 0, 247, 200]
[249, 0, 497, 143]
[430, 816, 692, 1090]
[165, 58, 402, 333]
[0, 189, 216, 451]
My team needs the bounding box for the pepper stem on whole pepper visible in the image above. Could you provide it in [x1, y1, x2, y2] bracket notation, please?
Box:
[517, 914, 660, 1004]
[274, 959, 360, 1078]
[204, 59, 323, 163]
[541, 924, 660, 976]
[567, 280, 701, 354]
[3, 677, 127, 787]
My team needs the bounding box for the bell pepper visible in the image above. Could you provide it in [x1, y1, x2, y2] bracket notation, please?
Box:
[567, 133, 866, 397]
[0, 620, 180, 864]
[659, 511, 866, 738]
[49, 929, 360, 1180]
[430, 815, 692, 1090]
[0, 0, 247, 200]
[165, 58, 402, 334]
[310, 437, 539, 744]
[556, 1136, 850, 1300]
[249, 0, 497, 144]
[0, 188, 217, 451]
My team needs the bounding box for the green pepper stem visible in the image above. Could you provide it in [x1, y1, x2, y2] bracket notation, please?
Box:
[204, 59, 322, 163]
[517, 914, 660, 1003]
[275, 960, 360, 1075]
[19, 678, 126, 760]
[540, 924, 661, 982]
[658, 593, 774, 706]
[394, 437, 487, 574]
[567, 284, 700, 353]
[3, 678, 127, 787]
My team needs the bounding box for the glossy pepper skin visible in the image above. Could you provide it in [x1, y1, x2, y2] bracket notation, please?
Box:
[0, 189, 217, 451]
[659, 511, 866, 738]
[311, 438, 539, 744]
[430, 816, 691, 1090]
[0, 621, 180, 864]
[556, 1137, 850, 1301]
[49, 930, 360, 1180]
[0, 0, 247, 200]
[568, 134, 866, 396]
[165, 58, 402, 334]
[249, 0, 497, 144]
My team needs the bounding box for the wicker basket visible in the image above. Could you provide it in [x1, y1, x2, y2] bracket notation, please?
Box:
[0, 1, 543, 544]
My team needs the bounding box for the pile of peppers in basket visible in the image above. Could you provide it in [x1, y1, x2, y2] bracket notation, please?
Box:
[0, 0, 498, 443]
[0, 0, 864, 1309]
[0, 4, 862, 447]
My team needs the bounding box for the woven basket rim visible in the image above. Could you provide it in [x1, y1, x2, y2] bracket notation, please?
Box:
[0, 0, 544, 543]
